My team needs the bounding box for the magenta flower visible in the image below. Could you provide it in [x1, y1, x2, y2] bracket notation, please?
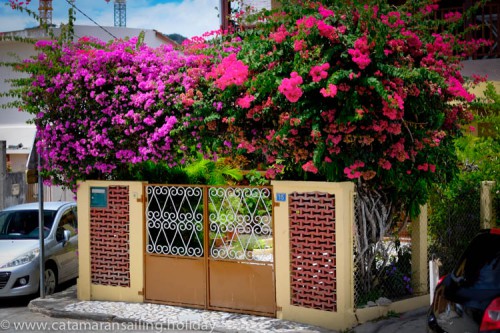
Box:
[95, 78, 106, 87]
[320, 84, 338, 98]
[278, 72, 303, 103]
[309, 63, 330, 82]
[208, 54, 249, 90]
[302, 161, 318, 174]
[348, 35, 372, 70]
[269, 25, 289, 43]
[236, 94, 255, 109]
[318, 5, 334, 18]
[344, 160, 365, 179]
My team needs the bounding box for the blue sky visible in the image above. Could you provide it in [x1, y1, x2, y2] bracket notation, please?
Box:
[0, 0, 221, 38]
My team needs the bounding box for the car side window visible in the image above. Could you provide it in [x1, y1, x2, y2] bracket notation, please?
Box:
[55, 208, 78, 242]
[453, 233, 500, 288]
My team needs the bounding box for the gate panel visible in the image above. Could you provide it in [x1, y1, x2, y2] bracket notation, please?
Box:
[144, 185, 276, 316]
[209, 261, 275, 314]
[145, 255, 205, 306]
[208, 187, 275, 316]
[145, 185, 206, 307]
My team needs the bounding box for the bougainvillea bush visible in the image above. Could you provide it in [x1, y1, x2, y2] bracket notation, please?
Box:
[194, 0, 488, 298]
[7, 0, 484, 206]
[10, 34, 215, 187]
[6, 0, 487, 220]
[199, 0, 488, 216]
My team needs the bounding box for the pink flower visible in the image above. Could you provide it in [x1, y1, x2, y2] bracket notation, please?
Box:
[381, 11, 405, 28]
[294, 39, 306, 51]
[387, 139, 409, 162]
[320, 84, 338, 98]
[344, 160, 365, 179]
[317, 21, 338, 41]
[208, 54, 249, 90]
[348, 35, 371, 70]
[269, 25, 289, 43]
[378, 159, 392, 170]
[302, 161, 318, 174]
[446, 76, 475, 102]
[94, 78, 106, 87]
[278, 72, 303, 103]
[296, 16, 318, 30]
[444, 11, 462, 23]
[417, 163, 429, 171]
[309, 63, 330, 82]
[318, 5, 334, 19]
[236, 94, 255, 108]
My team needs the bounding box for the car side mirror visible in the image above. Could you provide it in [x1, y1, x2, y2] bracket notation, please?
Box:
[63, 229, 71, 246]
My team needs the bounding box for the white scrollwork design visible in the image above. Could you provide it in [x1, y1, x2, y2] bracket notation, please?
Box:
[146, 185, 204, 257]
[146, 185, 274, 262]
[209, 186, 274, 262]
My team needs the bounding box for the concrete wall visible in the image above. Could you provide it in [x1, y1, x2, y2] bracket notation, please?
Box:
[77, 180, 145, 303]
[76, 180, 431, 331]
[272, 181, 357, 330]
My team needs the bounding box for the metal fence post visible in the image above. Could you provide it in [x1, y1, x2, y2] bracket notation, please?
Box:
[0, 141, 6, 211]
[481, 181, 496, 229]
[411, 204, 428, 295]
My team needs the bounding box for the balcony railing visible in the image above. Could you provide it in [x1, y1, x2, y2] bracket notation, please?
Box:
[437, 2, 500, 58]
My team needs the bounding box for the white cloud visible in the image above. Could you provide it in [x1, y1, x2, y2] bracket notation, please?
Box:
[128, 0, 221, 37]
[0, 0, 220, 38]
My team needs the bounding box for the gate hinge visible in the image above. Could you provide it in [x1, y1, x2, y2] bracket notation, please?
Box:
[276, 306, 282, 312]
[274, 202, 280, 207]
[138, 288, 144, 296]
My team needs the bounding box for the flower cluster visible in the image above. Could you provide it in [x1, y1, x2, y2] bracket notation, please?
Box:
[208, 53, 249, 90]
[348, 35, 372, 70]
[309, 63, 330, 82]
[278, 72, 303, 102]
[21, 36, 215, 189]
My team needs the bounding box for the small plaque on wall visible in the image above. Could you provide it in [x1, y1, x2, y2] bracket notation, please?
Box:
[90, 187, 108, 208]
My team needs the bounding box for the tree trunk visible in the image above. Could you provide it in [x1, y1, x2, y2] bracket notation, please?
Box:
[353, 182, 400, 304]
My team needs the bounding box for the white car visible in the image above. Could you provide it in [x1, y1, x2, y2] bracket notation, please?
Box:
[0, 202, 78, 297]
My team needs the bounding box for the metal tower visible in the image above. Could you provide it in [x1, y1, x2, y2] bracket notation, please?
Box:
[38, 0, 53, 26]
[114, 0, 126, 27]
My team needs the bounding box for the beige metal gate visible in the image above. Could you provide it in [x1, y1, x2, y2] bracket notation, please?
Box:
[144, 185, 276, 316]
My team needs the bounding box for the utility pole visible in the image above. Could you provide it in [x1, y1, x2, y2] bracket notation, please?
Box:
[114, 0, 126, 27]
[38, 0, 53, 26]
[0, 141, 6, 211]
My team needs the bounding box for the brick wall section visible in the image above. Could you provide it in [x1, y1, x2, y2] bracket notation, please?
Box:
[289, 192, 337, 311]
[90, 186, 130, 287]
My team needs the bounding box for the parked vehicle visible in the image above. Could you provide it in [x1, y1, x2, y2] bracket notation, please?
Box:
[427, 229, 500, 332]
[0, 202, 78, 297]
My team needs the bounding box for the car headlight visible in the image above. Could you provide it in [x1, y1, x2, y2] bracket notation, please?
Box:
[0, 248, 40, 268]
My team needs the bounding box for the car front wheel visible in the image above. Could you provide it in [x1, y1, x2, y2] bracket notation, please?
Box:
[44, 267, 57, 295]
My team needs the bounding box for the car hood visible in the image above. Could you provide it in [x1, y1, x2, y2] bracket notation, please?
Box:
[0, 239, 38, 267]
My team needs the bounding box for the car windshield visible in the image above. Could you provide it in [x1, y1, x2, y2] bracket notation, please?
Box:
[0, 209, 57, 240]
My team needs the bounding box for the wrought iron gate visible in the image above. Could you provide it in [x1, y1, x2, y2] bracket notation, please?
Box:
[144, 185, 276, 316]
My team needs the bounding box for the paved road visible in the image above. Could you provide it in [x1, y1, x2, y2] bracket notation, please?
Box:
[352, 307, 428, 333]
[0, 283, 197, 333]
[0, 303, 199, 333]
[0, 281, 428, 333]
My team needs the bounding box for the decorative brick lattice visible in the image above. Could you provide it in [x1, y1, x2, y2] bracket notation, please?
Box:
[90, 186, 130, 287]
[289, 192, 337, 311]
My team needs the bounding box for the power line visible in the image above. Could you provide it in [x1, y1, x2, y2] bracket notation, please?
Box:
[63, 0, 118, 39]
